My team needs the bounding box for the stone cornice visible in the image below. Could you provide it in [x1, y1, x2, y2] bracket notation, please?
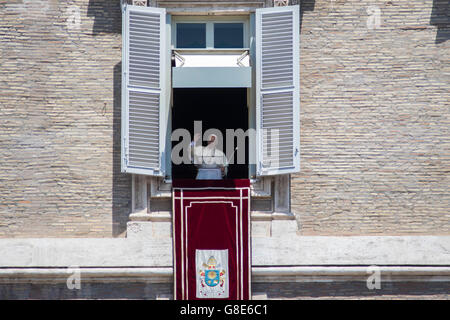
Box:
[1, 266, 450, 283]
[0, 236, 448, 267]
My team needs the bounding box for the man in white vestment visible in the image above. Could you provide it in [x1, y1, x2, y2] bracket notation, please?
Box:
[189, 133, 228, 180]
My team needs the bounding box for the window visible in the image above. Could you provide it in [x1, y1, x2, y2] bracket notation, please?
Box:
[176, 23, 206, 48]
[172, 17, 249, 49]
[175, 22, 244, 49]
[171, 88, 249, 180]
[122, 5, 300, 178]
[214, 23, 244, 48]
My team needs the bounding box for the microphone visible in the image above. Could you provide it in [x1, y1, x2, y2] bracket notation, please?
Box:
[227, 147, 239, 164]
[222, 147, 238, 178]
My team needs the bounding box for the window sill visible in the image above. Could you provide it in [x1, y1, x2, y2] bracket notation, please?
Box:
[129, 211, 295, 222]
[153, 177, 272, 199]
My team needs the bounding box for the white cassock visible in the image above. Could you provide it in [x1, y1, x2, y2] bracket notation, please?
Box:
[189, 141, 228, 180]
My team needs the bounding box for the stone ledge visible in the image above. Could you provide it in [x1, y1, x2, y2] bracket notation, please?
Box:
[1, 266, 449, 284]
[129, 211, 296, 222]
[155, 0, 267, 15]
[127, 218, 298, 238]
[129, 212, 172, 222]
[251, 211, 296, 221]
[0, 236, 449, 267]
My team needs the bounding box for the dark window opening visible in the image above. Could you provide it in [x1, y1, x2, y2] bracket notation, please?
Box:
[172, 88, 249, 180]
[214, 23, 244, 48]
[176, 23, 206, 48]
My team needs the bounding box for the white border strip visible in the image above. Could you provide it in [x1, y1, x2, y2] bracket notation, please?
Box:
[185, 201, 238, 299]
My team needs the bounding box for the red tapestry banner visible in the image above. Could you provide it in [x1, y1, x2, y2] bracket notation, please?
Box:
[173, 179, 251, 300]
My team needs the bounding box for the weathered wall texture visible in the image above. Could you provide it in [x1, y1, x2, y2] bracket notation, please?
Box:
[293, 0, 449, 235]
[0, 0, 130, 237]
[0, 0, 448, 237]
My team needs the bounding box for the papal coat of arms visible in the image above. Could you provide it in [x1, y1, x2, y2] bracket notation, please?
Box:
[196, 249, 228, 298]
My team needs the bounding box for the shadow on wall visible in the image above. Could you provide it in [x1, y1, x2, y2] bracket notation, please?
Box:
[88, 0, 130, 236]
[431, 0, 449, 43]
[298, 0, 315, 31]
[113, 62, 132, 237]
[87, 0, 122, 35]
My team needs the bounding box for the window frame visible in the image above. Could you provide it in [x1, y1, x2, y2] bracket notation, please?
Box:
[171, 15, 251, 50]
[122, 5, 300, 220]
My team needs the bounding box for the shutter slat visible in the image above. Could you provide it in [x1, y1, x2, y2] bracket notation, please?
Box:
[259, 8, 295, 90]
[260, 91, 295, 169]
[128, 90, 160, 169]
[128, 8, 161, 90]
[256, 5, 300, 176]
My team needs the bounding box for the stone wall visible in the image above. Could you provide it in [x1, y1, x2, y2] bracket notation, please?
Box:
[0, 0, 448, 237]
[293, 0, 449, 235]
[0, 0, 130, 237]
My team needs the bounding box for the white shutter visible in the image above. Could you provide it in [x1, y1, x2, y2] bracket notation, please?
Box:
[255, 5, 300, 176]
[121, 5, 167, 176]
